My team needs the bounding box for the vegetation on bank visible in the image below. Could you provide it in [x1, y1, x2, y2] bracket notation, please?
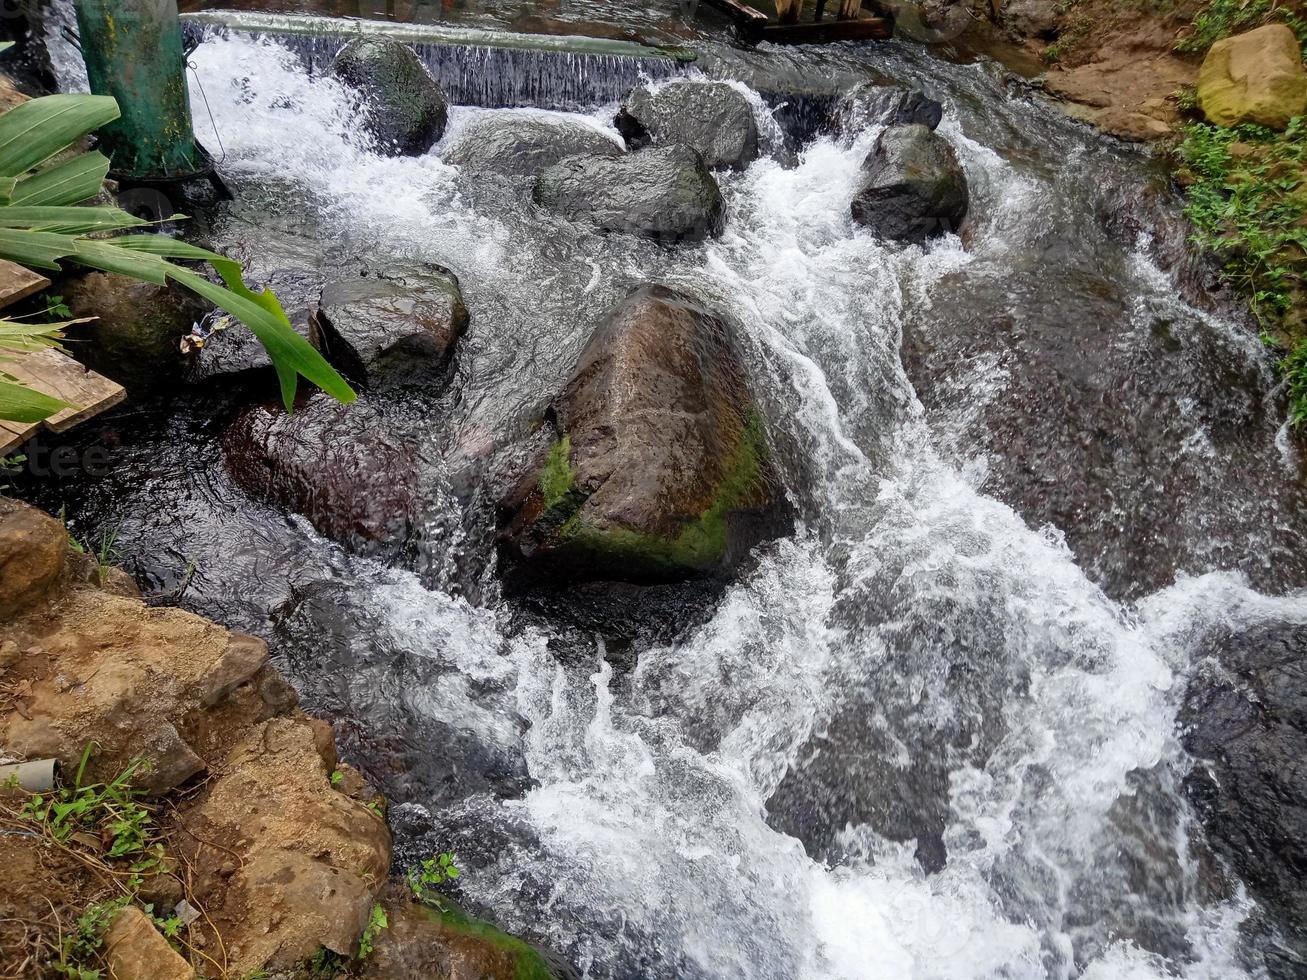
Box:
[1169, 1, 1307, 423]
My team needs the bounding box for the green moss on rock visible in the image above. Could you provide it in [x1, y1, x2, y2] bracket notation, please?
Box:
[413, 903, 557, 980]
[538, 436, 576, 510]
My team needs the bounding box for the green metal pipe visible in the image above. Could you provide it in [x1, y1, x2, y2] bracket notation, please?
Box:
[72, 0, 202, 180]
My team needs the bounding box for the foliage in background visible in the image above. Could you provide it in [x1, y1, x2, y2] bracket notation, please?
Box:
[1176, 0, 1307, 53]
[0, 92, 354, 423]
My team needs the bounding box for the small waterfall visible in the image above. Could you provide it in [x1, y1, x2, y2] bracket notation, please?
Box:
[179, 12, 691, 111]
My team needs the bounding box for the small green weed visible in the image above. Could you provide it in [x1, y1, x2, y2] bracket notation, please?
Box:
[55, 896, 128, 979]
[1176, 0, 1307, 54]
[406, 851, 462, 910]
[357, 903, 387, 959]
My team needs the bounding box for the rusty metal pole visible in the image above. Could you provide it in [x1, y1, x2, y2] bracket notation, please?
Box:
[72, 0, 203, 180]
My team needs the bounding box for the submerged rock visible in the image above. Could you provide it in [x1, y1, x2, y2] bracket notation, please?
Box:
[62, 271, 210, 393]
[533, 145, 725, 242]
[333, 36, 449, 155]
[851, 123, 969, 243]
[1183, 621, 1307, 976]
[361, 885, 564, 980]
[498, 284, 788, 583]
[443, 113, 623, 177]
[834, 82, 943, 134]
[311, 265, 469, 386]
[1198, 24, 1307, 130]
[223, 393, 417, 550]
[616, 80, 760, 170]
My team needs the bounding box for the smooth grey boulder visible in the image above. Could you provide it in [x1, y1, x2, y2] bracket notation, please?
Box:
[533, 145, 725, 242]
[850, 123, 969, 243]
[333, 37, 449, 156]
[835, 82, 944, 134]
[616, 81, 759, 170]
[311, 265, 469, 386]
[443, 114, 623, 177]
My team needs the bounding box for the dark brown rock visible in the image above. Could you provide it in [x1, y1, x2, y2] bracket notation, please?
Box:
[222, 393, 418, 550]
[61, 272, 211, 393]
[0, 498, 66, 621]
[851, 124, 969, 244]
[498, 284, 788, 583]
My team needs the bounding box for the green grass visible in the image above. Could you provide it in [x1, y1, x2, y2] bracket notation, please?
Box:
[1176, 0, 1307, 53]
[1176, 115, 1307, 421]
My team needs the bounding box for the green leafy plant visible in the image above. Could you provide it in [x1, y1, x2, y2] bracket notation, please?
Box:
[406, 851, 462, 909]
[1176, 0, 1307, 54]
[55, 896, 128, 979]
[0, 93, 354, 422]
[357, 903, 387, 959]
[1176, 116, 1307, 422]
[18, 745, 158, 862]
[0, 452, 22, 490]
[329, 769, 344, 786]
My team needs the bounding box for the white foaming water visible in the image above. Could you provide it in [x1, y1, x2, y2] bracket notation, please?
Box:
[184, 33, 1303, 979]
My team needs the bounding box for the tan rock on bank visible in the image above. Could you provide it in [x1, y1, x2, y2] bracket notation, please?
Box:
[1198, 24, 1307, 129]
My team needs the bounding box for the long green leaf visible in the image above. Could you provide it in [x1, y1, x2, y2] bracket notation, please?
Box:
[13, 151, 111, 206]
[67, 237, 171, 285]
[0, 376, 68, 423]
[0, 228, 77, 269]
[167, 265, 356, 410]
[0, 317, 90, 355]
[0, 95, 120, 179]
[0, 206, 149, 235]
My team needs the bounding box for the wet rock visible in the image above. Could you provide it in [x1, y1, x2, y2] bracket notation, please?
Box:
[851, 123, 969, 243]
[310, 265, 469, 386]
[616, 80, 760, 170]
[333, 36, 449, 155]
[834, 82, 944, 134]
[360, 884, 564, 979]
[1002, 0, 1059, 38]
[498, 284, 788, 583]
[443, 113, 623, 177]
[185, 266, 322, 383]
[103, 906, 195, 980]
[0, 498, 66, 620]
[61, 271, 211, 393]
[1198, 24, 1307, 130]
[223, 393, 418, 550]
[902, 247, 1307, 599]
[1182, 621, 1307, 975]
[0, 571, 286, 793]
[177, 716, 391, 974]
[533, 145, 725, 242]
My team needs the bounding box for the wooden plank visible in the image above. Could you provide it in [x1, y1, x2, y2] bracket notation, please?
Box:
[760, 16, 892, 42]
[0, 260, 50, 312]
[699, 0, 769, 26]
[0, 348, 125, 456]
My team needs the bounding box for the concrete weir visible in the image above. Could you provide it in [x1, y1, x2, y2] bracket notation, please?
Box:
[179, 10, 696, 110]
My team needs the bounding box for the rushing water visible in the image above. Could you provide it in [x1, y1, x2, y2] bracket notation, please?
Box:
[26, 10, 1307, 980]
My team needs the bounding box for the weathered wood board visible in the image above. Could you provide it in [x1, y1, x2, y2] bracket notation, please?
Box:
[0, 260, 50, 310]
[0, 348, 126, 456]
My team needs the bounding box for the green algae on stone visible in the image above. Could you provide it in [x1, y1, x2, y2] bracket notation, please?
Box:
[553, 410, 771, 575]
[413, 902, 558, 980]
[537, 435, 576, 511]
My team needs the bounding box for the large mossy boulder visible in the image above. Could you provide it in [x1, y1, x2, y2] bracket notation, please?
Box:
[223, 393, 417, 551]
[616, 80, 760, 170]
[498, 285, 788, 583]
[443, 113, 623, 177]
[360, 886, 563, 980]
[333, 37, 449, 155]
[310, 265, 469, 387]
[850, 123, 969, 244]
[1198, 24, 1307, 130]
[533, 145, 725, 242]
[62, 271, 211, 393]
